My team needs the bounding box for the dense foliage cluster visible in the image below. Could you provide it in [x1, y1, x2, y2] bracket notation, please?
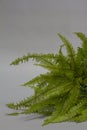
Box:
[7, 32, 87, 125]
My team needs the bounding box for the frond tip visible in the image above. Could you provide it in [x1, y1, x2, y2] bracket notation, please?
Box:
[7, 32, 87, 126]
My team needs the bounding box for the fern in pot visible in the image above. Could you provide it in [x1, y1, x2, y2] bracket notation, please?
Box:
[7, 32, 87, 125]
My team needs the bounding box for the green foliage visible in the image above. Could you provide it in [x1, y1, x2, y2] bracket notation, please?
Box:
[7, 32, 87, 125]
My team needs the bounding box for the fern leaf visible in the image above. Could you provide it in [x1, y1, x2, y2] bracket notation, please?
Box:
[58, 34, 75, 58]
[75, 32, 87, 55]
[61, 83, 80, 114]
[43, 98, 87, 125]
[10, 53, 56, 65]
[72, 108, 87, 122]
[42, 95, 67, 125]
[44, 82, 72, 100]
[75, 32, 87, 42]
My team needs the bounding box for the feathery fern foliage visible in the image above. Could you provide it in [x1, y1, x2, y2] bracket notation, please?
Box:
[7, 32, 87, 125]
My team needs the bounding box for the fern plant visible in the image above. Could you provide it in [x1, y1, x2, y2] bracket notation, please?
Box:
[7, 32, 87, 125]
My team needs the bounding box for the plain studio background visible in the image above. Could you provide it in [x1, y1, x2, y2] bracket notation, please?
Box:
[0, 0, 87, 129]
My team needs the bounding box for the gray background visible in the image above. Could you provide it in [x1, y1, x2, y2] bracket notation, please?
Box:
[1, 0, 87, 129]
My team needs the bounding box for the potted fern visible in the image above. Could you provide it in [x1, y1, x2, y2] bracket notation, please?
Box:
[7, 32, 87, 125]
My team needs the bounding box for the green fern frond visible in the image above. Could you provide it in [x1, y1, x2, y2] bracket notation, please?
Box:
[58, 34, 75, 55]
[61, 83, 80, 114]
[43, 98, 87, 125]
[7, 32, 87, 126]
[73, 108, 87, 122]
[75, 32, 87, 42]
[75, 32, 87, 61]
[10, 53, 57, 66]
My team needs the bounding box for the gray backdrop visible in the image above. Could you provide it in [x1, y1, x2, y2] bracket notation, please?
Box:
[1, 0, 87, 129]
